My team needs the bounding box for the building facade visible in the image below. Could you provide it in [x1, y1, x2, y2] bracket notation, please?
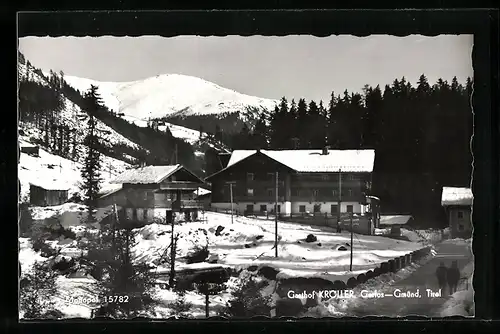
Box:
[29, 182, 69, 207]
[206, 148, 377, 218]
[441, 186, 473, 239]
[98, 164, 206, 225]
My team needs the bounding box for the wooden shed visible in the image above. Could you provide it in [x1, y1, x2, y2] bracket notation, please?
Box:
[20, 143, 40, 157]
[29, 180, 70, 207]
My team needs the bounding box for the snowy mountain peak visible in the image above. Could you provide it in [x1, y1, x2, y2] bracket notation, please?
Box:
[63, 73, 278, 121]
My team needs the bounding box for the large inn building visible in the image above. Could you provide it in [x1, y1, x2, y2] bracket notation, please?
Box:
[205, 147, 377, 217]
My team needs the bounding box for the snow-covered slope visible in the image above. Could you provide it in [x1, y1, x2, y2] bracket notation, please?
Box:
[18, 136, 129, 202]
[19, 62, 144, 163]
[63, 73, 278, 121]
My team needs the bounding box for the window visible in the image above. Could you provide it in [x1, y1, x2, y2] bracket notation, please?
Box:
[277, 205, 281, 213]
[247, 188, 254, 196]
[321, 174, 329, 181]
[332, 190, 337, 196]
[126, 208, 134, 220]
[348, 189, 353, 197]
[246, 204, 254, 213]
[312, 190, 319, 197]
[143, 192, 148, 201]
[295, 189, 301, 197]
[267, 189, 273, 197]
[260, 205, 267, 212]
[267, 172, 274, 180]
[143, 209, 148, 221]
[331, 204, 338, 214]
[133, 208, 138, 220]
[458, 223, 465, 231]
[247, 172, 254, 181]
[314, 204, 321, 213]
[346, 205, 354, 213]
[457, 211, 464, 219]
[349, 175, 355, 181]
[299, 205, 306, 213]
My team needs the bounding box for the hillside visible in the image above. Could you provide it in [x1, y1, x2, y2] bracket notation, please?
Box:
[18, 54, 210, 176]
[63, 73, 278, 134]
[18, 61, 143, 166]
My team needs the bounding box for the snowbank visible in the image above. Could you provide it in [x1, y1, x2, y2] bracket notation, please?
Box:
[19, 238, 47, 273]
[30, 203, 116, 228]
[401, 228, 443, 244]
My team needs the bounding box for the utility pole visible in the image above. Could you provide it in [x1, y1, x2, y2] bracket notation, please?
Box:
[227, 181, 236, 224]
[350, 211, 353, 271]
[275, 171, 279, 258]
[338, 169, 342, 229]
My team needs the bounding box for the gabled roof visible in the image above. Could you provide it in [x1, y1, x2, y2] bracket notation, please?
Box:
[207, 149, 375, 181]
[98, 184, 123, 198]
[110, 164, 204, 185]
[379, 215, 413, 226]
[30, 179, 70, 191]
[441, 187, 473, 206]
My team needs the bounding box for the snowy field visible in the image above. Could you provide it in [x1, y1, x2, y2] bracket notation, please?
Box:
[135, 212, 423, 283]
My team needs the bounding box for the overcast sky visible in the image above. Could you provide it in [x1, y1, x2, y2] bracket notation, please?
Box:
[18, 35, 473, 102]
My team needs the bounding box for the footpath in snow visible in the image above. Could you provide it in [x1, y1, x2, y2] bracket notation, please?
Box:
[339, 238, 473, 317]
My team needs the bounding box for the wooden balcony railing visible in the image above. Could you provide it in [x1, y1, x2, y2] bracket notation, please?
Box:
[153, 199, 203, 210]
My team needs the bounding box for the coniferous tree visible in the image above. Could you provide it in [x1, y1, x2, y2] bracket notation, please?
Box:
[252, 113, 269, 149]
[80, 85, 104, 222]
[296, 98, 308, 148]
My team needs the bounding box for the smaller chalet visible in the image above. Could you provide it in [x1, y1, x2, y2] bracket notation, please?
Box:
[29, 180, 70, 207]
[441, 186, 473, 239]
[99, 164, 206, 225]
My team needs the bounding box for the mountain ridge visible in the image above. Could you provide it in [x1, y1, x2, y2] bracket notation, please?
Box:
[62, 73, 278, 125]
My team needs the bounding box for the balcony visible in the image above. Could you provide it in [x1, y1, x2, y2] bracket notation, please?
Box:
[159, 182, 205, 191]
[152, 196, 203, 210]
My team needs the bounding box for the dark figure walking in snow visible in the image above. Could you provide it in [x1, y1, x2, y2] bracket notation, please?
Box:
[447, 261, 461, 295]
[435, 261, 448, 294]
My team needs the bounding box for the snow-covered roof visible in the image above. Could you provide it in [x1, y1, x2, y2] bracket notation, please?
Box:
[379, 215, 413, 226]
[226, 149, 376, 173]
[110, 165, 181, 184]
[98, 184, 123, 198]
[29, 179, 71, 191]
[441, 187, 473, 206]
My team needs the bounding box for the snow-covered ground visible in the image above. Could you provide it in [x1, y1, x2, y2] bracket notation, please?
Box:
[439, 261, 474, 317]
[19, 211, 426, 319]
[63, 73, 278, 122]
[134, 212, 423, 283]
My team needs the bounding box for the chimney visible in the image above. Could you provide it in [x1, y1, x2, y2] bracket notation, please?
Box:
[322, 145, 330, 155]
